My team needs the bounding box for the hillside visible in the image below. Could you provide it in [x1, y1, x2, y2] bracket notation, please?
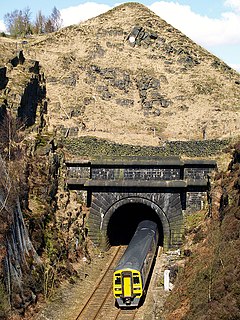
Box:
[24, 2, 240, 148]
[161, 143, 240, 320]
[0, 2, 240, 319]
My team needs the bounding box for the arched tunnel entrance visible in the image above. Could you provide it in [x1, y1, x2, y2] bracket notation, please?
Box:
[107, 202, 164, 247]
[67, 157, 216, 250]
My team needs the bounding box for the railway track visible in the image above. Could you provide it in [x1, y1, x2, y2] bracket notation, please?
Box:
[75, 246, 139, 320]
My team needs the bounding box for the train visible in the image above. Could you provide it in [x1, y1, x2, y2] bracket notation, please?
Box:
[113, 220, 159, 307]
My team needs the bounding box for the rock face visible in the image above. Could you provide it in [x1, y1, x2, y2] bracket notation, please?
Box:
[0, 47, 47, 131]
[0, 40, 92, 316]
[0, 67, 8, 90]
[0, 137, 88, 316]
[0, 46, 49, 316]
[27, 2, 240, 146]
[3, 200, 41, 313]
[0, 155, 41, 315]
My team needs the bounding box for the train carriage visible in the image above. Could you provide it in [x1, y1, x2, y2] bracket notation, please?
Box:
[113, 220, 159, 307]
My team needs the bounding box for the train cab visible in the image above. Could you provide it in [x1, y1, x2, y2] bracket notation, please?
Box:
[113, 269, 143, 306]
[113, 220, 159, 308]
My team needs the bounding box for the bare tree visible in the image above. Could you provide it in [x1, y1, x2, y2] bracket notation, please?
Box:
[44, 18, 54, 33]
[22, 7, 32, 35]
[34, 10, 46, 34]
[4, 6, 62, 36]
[4, 10, 19, 37]
[37, 7, 62, 34]
[50, 6, 62, 32]
[4, 7, 32, 37]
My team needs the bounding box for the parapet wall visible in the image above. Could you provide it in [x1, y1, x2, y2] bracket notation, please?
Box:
[66, 159, 216, 213]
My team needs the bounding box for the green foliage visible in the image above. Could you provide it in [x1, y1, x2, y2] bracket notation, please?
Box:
[185, 211, 205, 233]
[35, 133, 50, 148]
[64, 136, 230, 158]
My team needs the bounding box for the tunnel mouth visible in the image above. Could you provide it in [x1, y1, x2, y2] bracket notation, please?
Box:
[107, 202, 163, 246]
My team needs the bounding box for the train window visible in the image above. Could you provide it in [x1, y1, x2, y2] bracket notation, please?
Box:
[115, 277, 121, 285]
[133, 276, 140, 284]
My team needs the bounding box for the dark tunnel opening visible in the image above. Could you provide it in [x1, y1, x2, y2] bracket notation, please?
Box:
[107, 202, 164, 246]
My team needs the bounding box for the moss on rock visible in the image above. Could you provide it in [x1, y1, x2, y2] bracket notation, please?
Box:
[63, 136, 230, 159]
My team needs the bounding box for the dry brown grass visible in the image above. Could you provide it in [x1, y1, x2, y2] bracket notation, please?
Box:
[2, 3, 240, 147]
[162, 144, 240, 319]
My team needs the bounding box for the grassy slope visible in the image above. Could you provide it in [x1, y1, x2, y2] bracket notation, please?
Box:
[162, 144, 240, 320]
[24, 2, 240, 148]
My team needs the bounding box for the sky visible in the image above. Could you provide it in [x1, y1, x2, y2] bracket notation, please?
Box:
[0, 0, 240, 72]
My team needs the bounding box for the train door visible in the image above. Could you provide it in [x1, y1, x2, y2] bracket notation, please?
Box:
[122, 271, 132, 300]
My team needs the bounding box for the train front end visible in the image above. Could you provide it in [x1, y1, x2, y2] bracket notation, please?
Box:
[113, 269, 143, 307]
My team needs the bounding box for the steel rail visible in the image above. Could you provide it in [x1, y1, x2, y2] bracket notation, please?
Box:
[75, 246, 124, 320]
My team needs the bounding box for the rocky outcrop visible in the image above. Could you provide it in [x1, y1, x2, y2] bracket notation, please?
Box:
[84, 63, 172, 116]
[0, 50, 47, 132]
[18, 74, 46, 127]
[3, 199, 41, 313]
[0, 49, 49, 316]
[0, 155, 41, 315]
[9, 50, 25, 68]
[136, 74, 172, 114]
[0, 67, 8, 90]
[0, 104, 6, 123]
[0, 133, 89, 317]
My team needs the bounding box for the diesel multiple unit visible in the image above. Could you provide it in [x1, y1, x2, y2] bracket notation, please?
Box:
[113, 220, 159, 307]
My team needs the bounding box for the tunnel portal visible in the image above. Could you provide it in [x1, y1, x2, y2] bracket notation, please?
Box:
[66, 157, 216, 250]
[107, 202, 164, 246]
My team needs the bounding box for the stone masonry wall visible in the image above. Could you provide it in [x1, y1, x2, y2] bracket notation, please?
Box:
[186, 191, 207, 213]
[66, 159, 215, 250]
[184, 167, 213, 180]
[67, 164, 213, 186]
[91, 167, 180, 180]
[88, 190, 183, 250]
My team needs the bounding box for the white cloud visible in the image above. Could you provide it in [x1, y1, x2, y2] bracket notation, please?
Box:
[225, 0, 240, 12]
[149, 1, 240, 47]
[0, 20, 6, 32]
[60, 2, 112, 27]
[59, 1, 240, 47]
[230, 63, 240, 71]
